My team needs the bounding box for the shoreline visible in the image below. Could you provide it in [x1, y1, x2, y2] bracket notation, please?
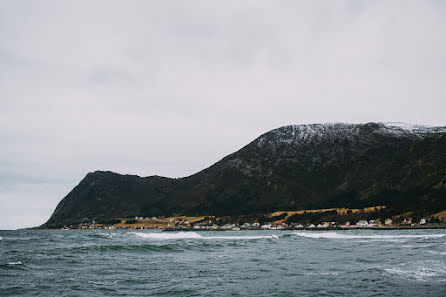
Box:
[23, 225, 446, 231]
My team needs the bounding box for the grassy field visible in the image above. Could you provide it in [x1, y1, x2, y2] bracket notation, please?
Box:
[97, 206, 389, 229]
[269, 206, 386, 223]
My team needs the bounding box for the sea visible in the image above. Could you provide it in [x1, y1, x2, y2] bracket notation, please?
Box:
[1, 229, 446, 296]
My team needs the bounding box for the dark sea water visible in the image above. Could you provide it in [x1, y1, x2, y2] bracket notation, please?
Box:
[1, 229, 446, 296]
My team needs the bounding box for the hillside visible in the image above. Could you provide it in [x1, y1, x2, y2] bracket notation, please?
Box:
[43, 123, 446, 228]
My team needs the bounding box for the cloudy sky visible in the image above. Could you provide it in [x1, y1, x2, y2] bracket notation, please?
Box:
[1, 1, 446, 229]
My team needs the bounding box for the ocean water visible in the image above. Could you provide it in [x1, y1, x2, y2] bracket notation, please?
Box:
[1, 229, 446, 296]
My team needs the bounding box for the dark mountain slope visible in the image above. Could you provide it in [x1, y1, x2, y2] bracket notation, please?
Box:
[44, 123, 446, 228]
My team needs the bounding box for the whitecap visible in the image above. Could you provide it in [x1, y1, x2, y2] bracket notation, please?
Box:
[98, 232, 115, 239]
[427, 250, 446, 255]
[133, 232, 279, 240]
[133, 232, 202, 240]
[294, 232, 446, 240]
[7, 261, 22, 265]
[0, 236, 2, 241]
[384, 266, 446, 281]
[305, 271, 340, 276]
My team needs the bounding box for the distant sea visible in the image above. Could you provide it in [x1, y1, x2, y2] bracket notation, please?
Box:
[1, 229, 446, 296]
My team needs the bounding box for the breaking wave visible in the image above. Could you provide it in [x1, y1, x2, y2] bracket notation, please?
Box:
[294, 232, 446, 239]
[384, 261, 446, 281]
[86, 232, 116, 239]
[133, 232, 279, 240]
[7, 261, 22, 265]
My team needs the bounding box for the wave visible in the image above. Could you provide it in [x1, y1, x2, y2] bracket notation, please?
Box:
[133, 232, 279, 240]
[427, 250, 446, 255]
[86, 232, 116, 239]
[294, 232, 446, 239]
[0, 236, 2, 240]
[7, 261, 22, 265]
[384, 265, 446, 281]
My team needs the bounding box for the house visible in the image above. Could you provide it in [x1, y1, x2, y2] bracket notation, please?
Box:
[242, 223, 251, 228]
[291, 223, 303, 229]
[385, 218, 393, 225]
[356, 220, 369, 227]
[308, 224, 316, 229]
[316, 223, 327, 228]
[403, 217, 412, 224]
[252, 222, 260, 228]
[420, 218, 426, 225]
[220, 224, 232, 230]
[261, 223, 272, 229]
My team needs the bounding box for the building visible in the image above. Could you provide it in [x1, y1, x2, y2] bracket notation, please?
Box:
[403, 217, 412, 224]
[356, 220, 369, 227]
[261, 223, 272, 229]
[420, 218, 426, 225]
[384, 218, 393, 225]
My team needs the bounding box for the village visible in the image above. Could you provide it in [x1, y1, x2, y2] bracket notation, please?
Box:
[66, 215, 445, 231]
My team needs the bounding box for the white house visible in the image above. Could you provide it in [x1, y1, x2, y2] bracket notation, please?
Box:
[261, 223, 272, 230]
[291, 223, 303, 229]
[356, 220, 369, 227]
[242, 223, 251, 228]
[420, 218, 426, 225]
[384, 218, 393, 225]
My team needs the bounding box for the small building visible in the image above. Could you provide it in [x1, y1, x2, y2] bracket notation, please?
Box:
[308, 224, 316, 229]
[220, 224, 232, 230]
[403, 217, 412, 224]
[252, 222, 260, 228]
[261, 223, 272, 230]
[385, 218, 393, 225]
[420, 218, 426, 225]
[291, 223, 303, 229]
[356, 220, 369, 227]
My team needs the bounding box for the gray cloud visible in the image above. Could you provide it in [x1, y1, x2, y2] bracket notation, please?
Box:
[1, 0, 446, 229]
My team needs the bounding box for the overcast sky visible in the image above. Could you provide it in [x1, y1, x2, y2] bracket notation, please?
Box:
[1, 1, 446, 229]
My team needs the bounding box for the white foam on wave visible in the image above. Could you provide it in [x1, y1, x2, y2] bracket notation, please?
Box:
[0, 236, 2, 241]
[97, 232, 115, 239]
[7, 261, 22, 265]
[384, 265, 446, 281]
[427, 250, 446, 255]
[133, 232, 279, 240]
[294, 232, 446, 240]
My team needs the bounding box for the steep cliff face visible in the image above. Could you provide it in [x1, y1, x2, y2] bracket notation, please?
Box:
[44, 123, 446, 227]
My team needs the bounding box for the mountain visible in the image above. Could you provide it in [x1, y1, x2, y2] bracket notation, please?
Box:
[43, 123, 446, 228]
